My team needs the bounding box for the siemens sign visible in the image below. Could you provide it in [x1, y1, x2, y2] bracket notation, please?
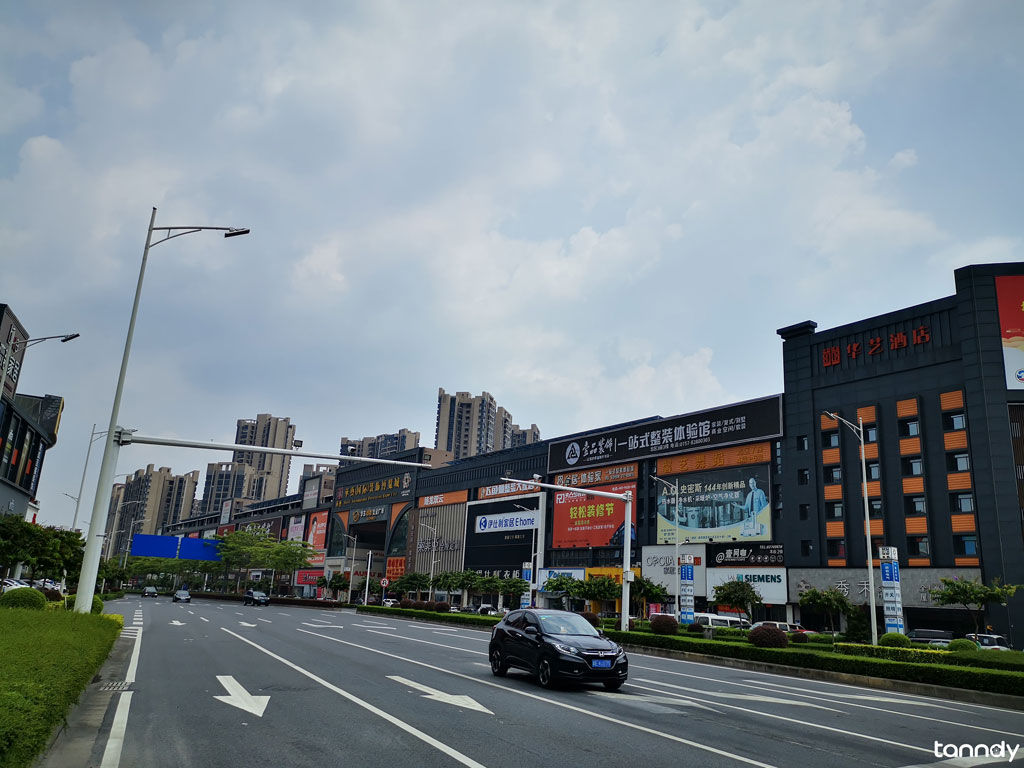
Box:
[706, 567, 788, 605]
[475, 511, 539, 533]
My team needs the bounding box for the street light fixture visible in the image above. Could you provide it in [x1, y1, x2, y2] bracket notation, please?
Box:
[339, 532, 358, 603]
[650, 475, 682, 619]
[513, 503, 541, 608]
[419, 521, 439, 602]
[76, 208, 249, 613]
[824, 410, 878, 646]
[0, 332, 80, 402]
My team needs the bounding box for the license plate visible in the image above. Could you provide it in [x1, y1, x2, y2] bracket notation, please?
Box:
[591, 659, 612, 669]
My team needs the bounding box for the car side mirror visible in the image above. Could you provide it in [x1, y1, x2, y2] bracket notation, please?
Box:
[597, 629, 605, 637]
[525, 626, 539, 635]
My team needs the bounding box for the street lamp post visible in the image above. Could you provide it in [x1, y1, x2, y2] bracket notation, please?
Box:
[339, 533, 357, 603]
[650, 475, 681, 618]
[121, 517, 146, 569]
[503, 476, 634, 632]
[514, 502, 541, 608]
[825, 410, 878, 645]
[68, 424, 107, 532]
[419, 521, 437, 601]
[0, 332, 80, 403]
[76, 208, 248, 613]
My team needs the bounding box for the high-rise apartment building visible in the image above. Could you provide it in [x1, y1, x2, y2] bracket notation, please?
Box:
[435, 388, 539, 460]
[103, 464, 200, 559]
[200, 462, 258, 518]
[233, 414, 296, 501]
[339, 428, 420, 459]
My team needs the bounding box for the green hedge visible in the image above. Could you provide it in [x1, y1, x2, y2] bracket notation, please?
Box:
[835, 642, 1024, 672]
[605, 630, 1024, 696]
[0, 610, 120, 768]
[357, 605, 501, 628]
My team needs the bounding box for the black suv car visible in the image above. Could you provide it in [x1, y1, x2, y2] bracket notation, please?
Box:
[489, 609, 627, 690]
[243, 589, 270, 606]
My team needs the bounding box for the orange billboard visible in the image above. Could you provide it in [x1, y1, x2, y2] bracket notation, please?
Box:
[552, 482, 636, 549]
[307, 510, 328, 550]
[656, 442, 771, 476]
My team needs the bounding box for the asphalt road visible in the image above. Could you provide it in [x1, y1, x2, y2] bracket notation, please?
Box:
[42, 597, 1024, 768]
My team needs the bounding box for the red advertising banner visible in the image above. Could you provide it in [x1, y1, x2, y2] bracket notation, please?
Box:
[217, 524, 235, 536]
[552, 482, 636, 548]
[996, 276, 1024, 389]
[386, 556, 406, 581]
[296, 569, 322, 585]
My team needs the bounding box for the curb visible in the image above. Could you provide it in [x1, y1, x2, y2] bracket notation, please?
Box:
[622, 643, 1024, 711]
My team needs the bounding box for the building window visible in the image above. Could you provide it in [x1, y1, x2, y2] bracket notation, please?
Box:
[866, 461, 881, 481]
[869, 499, 883, 518]
[825, 466, 842, 483]
[826, 539, 846, 558]
[952, 493, 975, 513]
[899, 419, 920, 438]
[797, 435, 809, 451]
[904, 496, 926, 516]
[824, 431, 840, 448]
[800, 540, 812, 557]
[906, 535, 930, 557]
[797, 469, 810, 485]
[799, 503, 809, 521]
[901, 457, 923, 477]
[953, 535, 978, 557]
[825, 501, 843, 519]
[865, 425, 878, 443]
[947, 453, 970, 472]
[943, 412, 967, 431]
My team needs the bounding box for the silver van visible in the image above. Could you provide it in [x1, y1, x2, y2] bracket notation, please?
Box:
[693, 612, 750, 628]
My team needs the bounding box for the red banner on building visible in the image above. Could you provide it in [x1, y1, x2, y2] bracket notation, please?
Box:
[552, 482, 636, 548]
[386, 556, 406, 581]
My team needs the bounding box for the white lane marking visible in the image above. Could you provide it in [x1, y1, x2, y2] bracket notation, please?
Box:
[364, 630, 486, 656]
[200, 617, 210, 623]
[353, 623, 396, 629]
[298, 629, 776, 768]
[257, 618, 272, 624]
[99, 692, 132, 768]
[631, 652, 1024, 716]
[307, 619, 333, 624]
[214, 675, 270, 717]
[169, 620, 186, 626]
[277, 613, 291, 616]
[188, 610, 194, 615]
[302, 622, 343, 629]
[897, 755, 1012, 768]
[126, 628, 143, 684]
[235, 612, 244, 616]
[636, 678, 931, 755]
[387, 675, 493, 714]
[239, 621, 257, 627]
[593, 688, 721, 713]
[220, 629, 487, 768]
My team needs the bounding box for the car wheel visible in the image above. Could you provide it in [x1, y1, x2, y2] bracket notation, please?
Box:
[489, 649, 508, 677]
[602, 679, 625, 691]
[537, 657, 556, 689]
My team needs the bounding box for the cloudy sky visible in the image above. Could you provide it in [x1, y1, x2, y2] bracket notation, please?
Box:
[3, 1, 1022, 529]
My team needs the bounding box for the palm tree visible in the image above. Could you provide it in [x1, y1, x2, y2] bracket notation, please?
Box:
[542, 573, 581, 610]
[431, 571, 462, 604]
[455, 570, 480, 607]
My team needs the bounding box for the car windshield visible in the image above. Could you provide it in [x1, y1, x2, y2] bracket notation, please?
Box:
[537, 613, 599, 636]
[253, 591, 266, 598]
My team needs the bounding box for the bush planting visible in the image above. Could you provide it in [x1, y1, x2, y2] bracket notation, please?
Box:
[422, 601, 437, 612]
[686, 622, 704, 633]
[0, 587, 47, 610]
[749, 625, 789, 648]
[788, 632, 809, 643]
[400, 599, 414, 609]
[948, 638, 979, 653]
[434, 601, 451, 613]
[412, 601, 425, 610]
[879, 632, 912, 648]
[649, 614, 679, 635]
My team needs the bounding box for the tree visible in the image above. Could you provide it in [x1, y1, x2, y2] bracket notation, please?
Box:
[476, 575, 503, 605]
[798, 587, 852, 633]
[712, 579, 762, 622]
[328, 572, 350, 600]
[930, 576, 1021, 635]
[454, 570, 480, 606]
[541, 573, 581, 610]
[431, 571, 462, 601]
[630, 576, 669, 619]
[576, 576, 621, 613]
[499, 577, 529, 606]
[401, 572, 431, 600]
[217, 529, 276, 591]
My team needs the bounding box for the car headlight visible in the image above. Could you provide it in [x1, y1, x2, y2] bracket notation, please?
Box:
[552, 642, 580, 656]
[614, 645, 625, 657]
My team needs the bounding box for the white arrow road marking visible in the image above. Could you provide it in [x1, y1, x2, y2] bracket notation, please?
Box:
[213, 676, 269, 717]
[387, 676, 493, 714]
[590, 689, 720, 713]
[302, 622, 343, 629]
[169, 620, 186, 626]
[238, 621, 257, 627]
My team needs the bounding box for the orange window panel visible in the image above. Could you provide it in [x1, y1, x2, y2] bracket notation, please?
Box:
[950, 514, 976, 533]
[947, 472, 972, 491]
[820, 413, 838, 430]
[896, 398, 918, 418]
[940, 390, 964, 411]
[905, 517, 928, 534]
[827, 559, 847, 568]
[871, 558, 881, 567]
[867, 519, 884, 536]
[825, 521, 845, 538]
[944, 431, 968, 451]
[821, 447, 840, 465]
[856, 406, 877, 424]
[954, 557, 980, 567]
[823, 484, 843, 501]
[860, 480, 881, 498]
[907, 558, 931, 567]
[899, 437, 921, 456]
[862, 443, 879, 460]
[902, 477, 924, 494]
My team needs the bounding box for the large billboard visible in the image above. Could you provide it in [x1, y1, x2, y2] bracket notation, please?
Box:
[656, 466, 771, 545]
[552, 482, 636, 549]
[547, 396, 782, 473]
[307, 510, 328, 566]
[464, 495, 543, 576]
[707, 567, 787, 605]
[996, 276, 1024, 389]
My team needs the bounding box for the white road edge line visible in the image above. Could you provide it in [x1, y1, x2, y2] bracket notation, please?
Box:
[220, 629, 487, 768]
[126, 628, 142, 684]
[297, 628, 777, 768]
[99, 691, 132, 768]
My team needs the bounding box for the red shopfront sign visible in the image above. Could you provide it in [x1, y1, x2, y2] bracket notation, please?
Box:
[296, 569, 323, 586]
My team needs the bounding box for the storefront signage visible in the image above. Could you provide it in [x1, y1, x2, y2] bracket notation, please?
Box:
[287, 515, 305, 541]
[706, 567, 788, 605]
[656, 442, 771, 477]
[547, 396, 782, 473]
[336, 471, 414, 507]
[296, 569, 322, 586]
[465, 497, 539, 574]
[386, 556, 406, 581]
[552, 482, 636, 549]
[477, 480, 539, 499]
[552, 463, 638, 488]
[789, 567, 982, 608]
[351, 505, 388, 524]
[217, 524, 235, 536]
[537, 568, 585, 590]
[242, 517, 282, 539]
[475, 510, 539, 533]
[641, 545, 707, 597]
[708, 543, 784, 566]
[656, 466, 772, 545]
[418, 489, 469, 508]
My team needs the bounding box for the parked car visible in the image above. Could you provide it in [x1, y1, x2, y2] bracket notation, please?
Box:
[1, 578, 30, 594]
[172, 589, 191, 603]
[382, 598, 399, 607]
[927, 639, 953, 649]
[141, 586, 158, 598]
[477, 604, 500, 616]
[750, 621, 813, 633]
[243, 589, 270, 606]
[907, 629, 953, 643]
[694, 613, 751, 629]
[489, 608, 628, 690]
[966, 633, 1012, 651]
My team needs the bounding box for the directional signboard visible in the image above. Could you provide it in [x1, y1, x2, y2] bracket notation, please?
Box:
[880, 551, 904, 635]
[679, 555, 695, 623]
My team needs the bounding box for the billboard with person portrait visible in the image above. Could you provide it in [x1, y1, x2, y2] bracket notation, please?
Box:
[656, 467, 771, 545]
